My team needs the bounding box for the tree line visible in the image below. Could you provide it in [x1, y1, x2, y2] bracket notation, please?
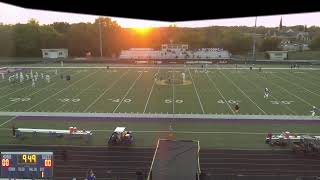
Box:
[0, 17, 320, 57]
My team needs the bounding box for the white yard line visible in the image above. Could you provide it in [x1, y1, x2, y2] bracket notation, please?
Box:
[7, 66, 320, 70]
[54, 81, 97, 112]
[26, 71, 95, 112]
[68, 129, 320, 135]
[172, 69, 175, 114]
[273, 72, 320, 98]
[112, 71, 144, 113]
[0, 116, 16, 127]
[219, 71, 267, 115]
[257, 73, 313, 107]
[143, 68, 160, 113]
[282, 71, 320, 91]
[83, 70, 129, 112]
[0, 82, 14, 90]
[1, 111, 319, 120]
[239, 73, 296, 115]
[205, 73, 235, 114]
[0, 82, 57, 111]
[188, 68, 205, 113]
[0, 84, 32, 99]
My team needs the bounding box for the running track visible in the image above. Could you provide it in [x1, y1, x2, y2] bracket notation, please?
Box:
[0, 145, 319, 180]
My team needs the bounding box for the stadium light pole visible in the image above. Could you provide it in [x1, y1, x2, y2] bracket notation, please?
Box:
[99, 18, 103, 58]
[252, 16, 257, 61]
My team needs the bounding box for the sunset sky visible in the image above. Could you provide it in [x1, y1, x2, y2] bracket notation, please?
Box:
[1, 2, 320, 28]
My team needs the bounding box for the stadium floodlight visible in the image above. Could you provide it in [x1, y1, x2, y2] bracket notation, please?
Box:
[252, 16, 257, 61]
[99, 18, 103, 57]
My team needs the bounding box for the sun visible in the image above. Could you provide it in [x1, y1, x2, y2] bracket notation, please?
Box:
[132, 27, 152, 35]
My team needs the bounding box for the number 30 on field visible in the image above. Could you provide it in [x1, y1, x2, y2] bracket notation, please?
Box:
[270, 101, 294, 105]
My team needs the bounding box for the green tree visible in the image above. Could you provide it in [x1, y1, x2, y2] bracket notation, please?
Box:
[14, 19, 41, 57]
[51, 22, 70, 34]
[309, 33, 320, 50]
[220, 30, 252, 53]
[0, 25, 15, 57]
[259, 37, 281, 52]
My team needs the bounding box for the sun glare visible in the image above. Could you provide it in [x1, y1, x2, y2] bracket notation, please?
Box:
[132, 27, 152, 34]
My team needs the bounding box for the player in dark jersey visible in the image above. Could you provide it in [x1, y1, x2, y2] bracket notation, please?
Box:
[235, 103, 240, 114]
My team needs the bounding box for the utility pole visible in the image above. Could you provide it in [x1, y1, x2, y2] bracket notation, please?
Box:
[252, 16, 257, 61]
[99, 18, 103, 58]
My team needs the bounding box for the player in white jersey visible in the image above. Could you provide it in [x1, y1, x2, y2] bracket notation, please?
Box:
[264, 88, 270, 99]
[34, 75, 38, 81]
[31, 79, 35, 88]
[45, 75, 50, 83]
[55, 69, 58, 75]
[15, 73, 19, 80]
[19, 74, 24, 83]
[154, 73, 158, 81]
[41, 73, 44, 80]
[311, 106, 318, 117]
[181, 72, 186, 82]
[26, 74, 29, 81]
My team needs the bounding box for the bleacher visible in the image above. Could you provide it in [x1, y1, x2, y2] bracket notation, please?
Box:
[119, 44, 231, 60]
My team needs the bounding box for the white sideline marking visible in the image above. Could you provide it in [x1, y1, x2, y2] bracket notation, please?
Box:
[188, 68, 205, 113]
[0, 116, 16, 127]
[143, 69, 160, 113]
[90, 129, 320, 135]
[0, 111, 320, 120]
[219, 71, 267, 115]
[205, 73, 234, 114]
[6, 66, 320, 70]
[84, 70, 129, 112]
[113, 71, 143, 113]
[26, 71, 94, 111]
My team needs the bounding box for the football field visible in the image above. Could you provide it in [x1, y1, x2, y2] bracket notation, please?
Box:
[1, 64, 320, 148]
[0, 64, 320, 116]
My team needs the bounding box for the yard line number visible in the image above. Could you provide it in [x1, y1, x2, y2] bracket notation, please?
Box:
[165, 99, 184, 104]
[217, 99, 240, 104]
[108, 98, 132, 103]
[57, 98, 80, 103]
[270, 100, 294, 105]
[9, 98, 31, 102]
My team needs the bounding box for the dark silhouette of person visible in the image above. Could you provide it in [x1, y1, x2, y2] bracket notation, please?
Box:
[12, 123, 16, 137]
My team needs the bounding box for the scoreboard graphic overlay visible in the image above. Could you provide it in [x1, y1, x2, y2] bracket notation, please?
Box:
[1, 152, 53, 179]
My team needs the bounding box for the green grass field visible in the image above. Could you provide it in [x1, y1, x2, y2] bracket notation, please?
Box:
[1, 64, 320, 148]
[1, 65, 320, 115]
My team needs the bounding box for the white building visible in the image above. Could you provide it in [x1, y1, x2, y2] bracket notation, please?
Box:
[41, 49, 68, 59]
[266, 51, 288, 60]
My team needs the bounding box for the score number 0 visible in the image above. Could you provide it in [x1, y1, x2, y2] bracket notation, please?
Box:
[44, 159, 52, 167]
